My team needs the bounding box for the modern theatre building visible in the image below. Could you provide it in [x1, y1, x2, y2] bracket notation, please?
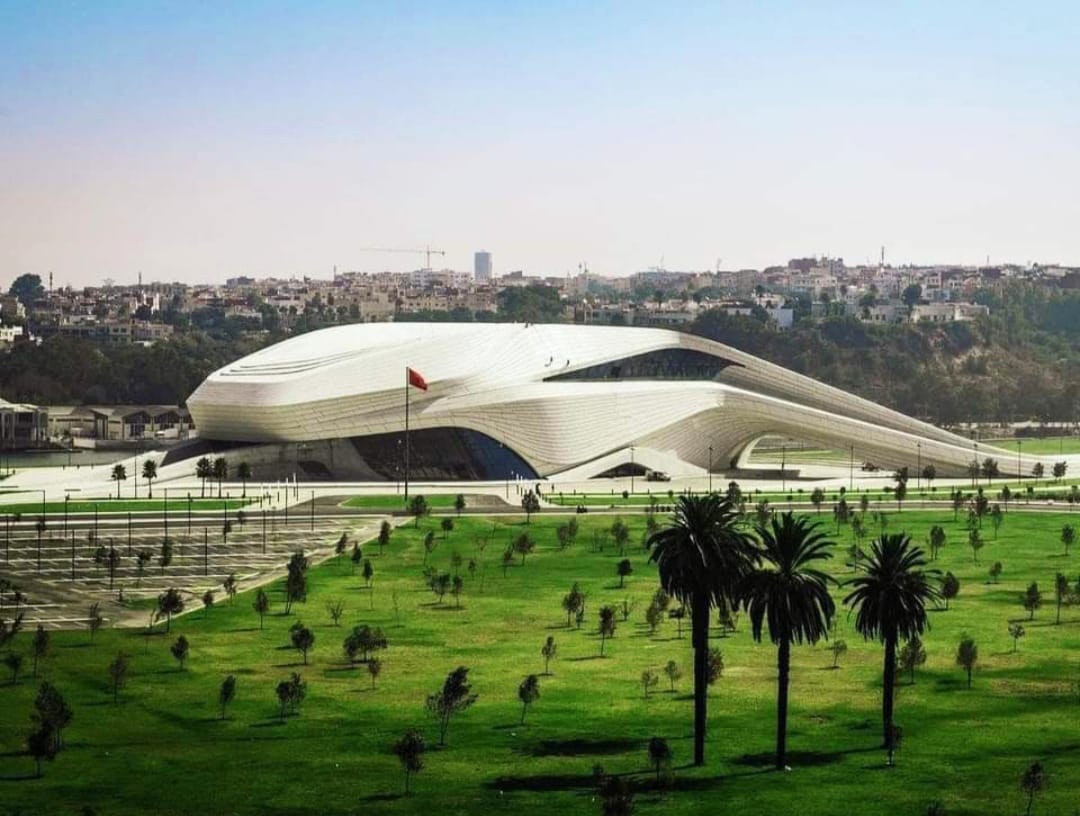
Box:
[182, 322, 1031, 483]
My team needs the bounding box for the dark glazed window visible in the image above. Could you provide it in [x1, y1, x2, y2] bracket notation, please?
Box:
[545, 348, 739, 381]
[350, 428, 538, 481]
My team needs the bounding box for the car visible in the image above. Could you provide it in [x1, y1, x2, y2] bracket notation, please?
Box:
[646, 470, 671, 482]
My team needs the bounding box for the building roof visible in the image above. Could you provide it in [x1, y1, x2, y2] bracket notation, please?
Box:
[186, 322, 1037, 479]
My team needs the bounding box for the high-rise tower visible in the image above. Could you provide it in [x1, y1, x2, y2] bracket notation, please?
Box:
[474, 251, 492, 282]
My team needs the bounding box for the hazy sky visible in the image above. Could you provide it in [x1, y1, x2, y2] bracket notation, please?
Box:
[2, 1, 1079, 289]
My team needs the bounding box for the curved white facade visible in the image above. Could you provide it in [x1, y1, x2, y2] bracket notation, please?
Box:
[185, 323, 1033, 480]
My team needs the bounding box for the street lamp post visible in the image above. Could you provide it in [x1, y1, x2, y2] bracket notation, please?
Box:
[630, 447, 636, 495]
[916, 442, 922, 490]
[781, 445, 787, 493]
[708, 445, 713, 494]
[1016, 438, 1022, 486]
[849, 444, 854, 491]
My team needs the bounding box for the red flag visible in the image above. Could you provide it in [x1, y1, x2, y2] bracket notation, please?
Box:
[407, 367, 428, 391]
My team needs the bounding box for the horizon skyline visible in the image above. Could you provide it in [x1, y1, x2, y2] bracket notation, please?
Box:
[3, 2, 1079, 290]
[3, 247, 1074, 294]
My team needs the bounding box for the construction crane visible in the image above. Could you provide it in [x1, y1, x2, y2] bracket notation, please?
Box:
[357, 245, 446, 269]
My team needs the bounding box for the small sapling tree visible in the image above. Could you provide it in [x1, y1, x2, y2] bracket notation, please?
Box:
[956, 634, 978, 689]
[541, 636, 557, 674]
[425, 666, 478, 746]
[219, 674, 237, 719]
[394, 730, 425, 794]
[518, 673, 540, 723]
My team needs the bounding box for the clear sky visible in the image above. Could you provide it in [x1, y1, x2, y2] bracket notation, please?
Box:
[2, 1, 1078, 288]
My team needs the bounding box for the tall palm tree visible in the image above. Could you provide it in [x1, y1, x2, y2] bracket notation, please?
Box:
[742, 512, 836, 770]
[142, 459, 157, 499]
[648, 493, 758, 766]
[844, 533, 939, 763]
[195, 457, 212, 498]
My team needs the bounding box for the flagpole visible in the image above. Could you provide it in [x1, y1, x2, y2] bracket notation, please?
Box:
[404, 367, 410, 503]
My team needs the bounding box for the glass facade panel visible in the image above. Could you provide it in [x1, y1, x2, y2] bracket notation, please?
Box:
[349, 428, 538, 481]
[545, 348, 739, 381]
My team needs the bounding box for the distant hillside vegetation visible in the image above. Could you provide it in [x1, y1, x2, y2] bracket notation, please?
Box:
[688, 287, 1080, 426]
[2, 281, 1078, 425]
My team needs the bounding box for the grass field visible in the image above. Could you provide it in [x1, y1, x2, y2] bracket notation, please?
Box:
[547, 480, 1080, 508]
[748, 446, 850, 464]
[1, 508, 1079, 815]
[340, 494, 461, 510]
[0, 498, 252, 515]
[748, 437, 1080, 460]
[984, 437, 1080, 455]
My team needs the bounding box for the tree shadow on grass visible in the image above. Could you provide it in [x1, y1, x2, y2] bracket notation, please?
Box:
[933, 676, 967, 691]
[566, 655, 604, 662]
[519, 737, 645, 757]
[250, 719, 287, 729]
[483, 773, 597, 792]
[359, 793, 404, 803]
[0, 770, 39, 783]
[323, 664, 361, 674]
[733, 748, 866, 768]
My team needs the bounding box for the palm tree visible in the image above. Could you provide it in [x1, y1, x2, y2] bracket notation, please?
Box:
[647, 493, 758, 766]
[142, 459, 157, 499]
[844, 534, 939, 764]
[195, 457, 212, 498]
[110, 464, 127, 499]
[236, 462, 252, 498]
[212, 458, 228, 499]
[742, 512, 836, 770]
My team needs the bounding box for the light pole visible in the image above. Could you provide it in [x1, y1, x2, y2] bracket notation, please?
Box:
[708, 445, 713, 494]
[849, 444, 854, 492]
[1016, 438, 1022, 486]
[916, 442, 922, 490]
[630, 446, 636, 495]
[781, 445, 786, 493]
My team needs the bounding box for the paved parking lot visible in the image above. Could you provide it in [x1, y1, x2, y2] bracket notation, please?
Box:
[0, 510, 386, 631]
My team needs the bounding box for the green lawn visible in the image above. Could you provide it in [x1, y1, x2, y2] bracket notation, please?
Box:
[548, 480, 1080, 508]
[748, 446, 850, 464]
[0, 498, 252, 516]
[1, 509, 1079, 814]
[984, 436, 1080, 455]
[340, 494, 460, 510]
[746, 437, 1080, 460]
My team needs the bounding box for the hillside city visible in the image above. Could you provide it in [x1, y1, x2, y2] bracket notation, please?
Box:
[7, 253, 1080, 347]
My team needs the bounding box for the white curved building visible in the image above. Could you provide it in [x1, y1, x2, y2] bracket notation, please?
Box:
[181, 322, 1032, 482]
